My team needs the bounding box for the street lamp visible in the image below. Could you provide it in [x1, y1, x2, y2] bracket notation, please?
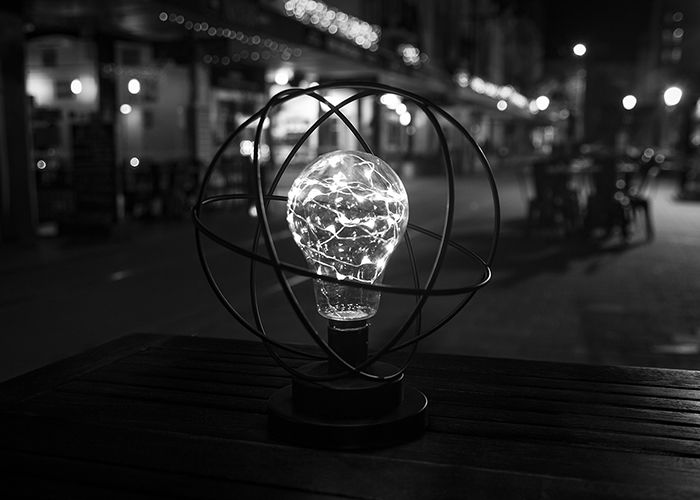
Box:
[659, 86, 684, 152]
[622, 95, 637, 111]
[535, 95, 550, 111]
[664, 86, 683, 107]
[573, 43, 587, 57]
[620, 95, 637, 152]
[571, 43, 587, 143]
[127, 78, 141, 95]
[70, 78, 83, 95]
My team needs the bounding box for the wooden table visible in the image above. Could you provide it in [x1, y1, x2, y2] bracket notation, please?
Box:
[2, 333, 700, 499]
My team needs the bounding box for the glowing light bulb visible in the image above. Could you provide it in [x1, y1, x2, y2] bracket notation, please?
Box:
[287, 150, 409, 321]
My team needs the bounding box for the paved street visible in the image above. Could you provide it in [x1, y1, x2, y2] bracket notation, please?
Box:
[2, 168, 700, 382]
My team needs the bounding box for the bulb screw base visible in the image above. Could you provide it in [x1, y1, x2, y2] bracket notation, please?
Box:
[327, 319, 369, 373]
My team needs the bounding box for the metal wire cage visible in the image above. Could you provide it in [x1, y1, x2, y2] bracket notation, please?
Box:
[192, 81, 499, 447]
[192, 81, 500, 379]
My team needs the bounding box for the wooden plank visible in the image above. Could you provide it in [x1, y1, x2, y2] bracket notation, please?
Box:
[428, 398, 700, 442]
[93, 342, 700, 413]
[8, 388, 700, 490]
[80, 363, 289, 392]
[108, 347, 700, 432]
[1, 450, 356, 500]
[159, 335, 320, 360]
[407, 350, 700, 389]
[142, 344, 306, 367]
[0, 333, 166, 405]
[131, 337, 700, 406]
[4, 335, 700, 498]
[52, 355, 700, 447]
[428, 411, 700, 457]
[45, 368, 700, 456]
[2, 413, 698, 500]
[158, 336, 700, 390]
[34, 337, 700, 454]
[408, 376, 700, 422]
[121, 348, 303, 375]
[55, 379, 272, 408]
[407, 364, 700, 400]
[103, 342, 700, 431]
[153, 336, 700, 395]
[423, 385, 700, 428]
[383, 431, 700, 494]
[10, 390, 267, 438]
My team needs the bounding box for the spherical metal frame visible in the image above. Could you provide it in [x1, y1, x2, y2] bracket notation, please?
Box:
[192, 81, 500, 384]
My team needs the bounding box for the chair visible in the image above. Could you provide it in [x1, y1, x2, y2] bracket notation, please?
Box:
[583, 156, 631, 240]
[583, 156, 656, 242]
[627, 161, 659, 241]
[526, 159, 582, 237]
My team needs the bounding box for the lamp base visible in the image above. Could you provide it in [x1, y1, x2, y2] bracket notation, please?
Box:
[267, 361, 428, 449]
[267, 384, 428, 449]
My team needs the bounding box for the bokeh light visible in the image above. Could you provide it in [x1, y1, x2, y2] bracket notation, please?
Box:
[274, 68, 293, 86]
[573, 43, 587, 57]
[128, 79, 141, 95]
[70, 79, 82, 95]
[622, 95, 637, 110]
[664, 86, 683, 106]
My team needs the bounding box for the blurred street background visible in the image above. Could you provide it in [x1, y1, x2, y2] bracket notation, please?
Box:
[2, 0, 700, 381]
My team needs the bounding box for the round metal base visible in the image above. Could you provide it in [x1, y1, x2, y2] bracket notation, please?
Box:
[267, 385, 428, 449]
[291, 361, 404, 419]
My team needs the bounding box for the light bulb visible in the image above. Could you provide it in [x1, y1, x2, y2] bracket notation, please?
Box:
[287, 150, 409, 321]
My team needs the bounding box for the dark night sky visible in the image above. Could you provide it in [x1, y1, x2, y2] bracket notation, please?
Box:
[513, 0, 655, 61]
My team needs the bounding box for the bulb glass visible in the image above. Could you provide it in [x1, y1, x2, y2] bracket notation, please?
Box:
[287, 150, 409, 321]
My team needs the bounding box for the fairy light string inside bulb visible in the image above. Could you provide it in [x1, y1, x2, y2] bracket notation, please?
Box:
[287, 150, 409, 321]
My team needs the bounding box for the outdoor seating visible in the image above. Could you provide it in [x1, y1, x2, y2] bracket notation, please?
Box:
[626, 159, 660, 240]
[582, 156, 631, 239]
[523, 151, 658, 243]
[582, 155, 657, 242]
[525, 158, 582, 237]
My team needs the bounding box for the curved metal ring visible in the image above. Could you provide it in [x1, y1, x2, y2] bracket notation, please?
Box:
[192, 81, 500, 382]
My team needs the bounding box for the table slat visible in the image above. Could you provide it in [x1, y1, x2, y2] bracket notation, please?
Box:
[2, 333, 700, 499]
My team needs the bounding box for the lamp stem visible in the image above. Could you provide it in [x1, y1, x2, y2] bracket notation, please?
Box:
[327, 319, 369, 374]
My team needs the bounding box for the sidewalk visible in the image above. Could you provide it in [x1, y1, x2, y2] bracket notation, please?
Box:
[428, 169, 700, 370]
[1, 169, 700, 382]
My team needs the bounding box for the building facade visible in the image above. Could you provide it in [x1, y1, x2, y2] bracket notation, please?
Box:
[0, 0, 546, 244]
